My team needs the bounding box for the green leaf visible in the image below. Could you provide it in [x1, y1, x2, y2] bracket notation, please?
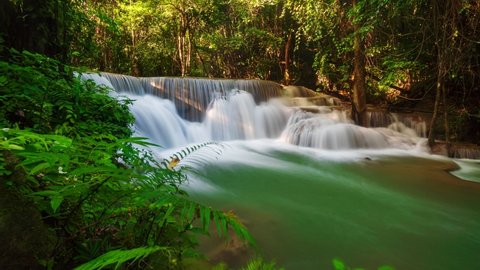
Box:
[160, 204, 176, 226]
[50, 195, 64, 213]
[0, 75, 7, 86]
[378, 266, 395, 270]
[30, 162, 51, 174]
[213, 212, 223, 237]
[68, 166, 113, 176]
[332, 258, 346, 270]
[73, 246, 166, 270]
[200, 206, 211, 231]
[33, 190, 58, 197]
[5, 144, 24, 150]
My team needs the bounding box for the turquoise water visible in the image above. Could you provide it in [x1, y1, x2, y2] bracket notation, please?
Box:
[183, 141, 480, 270]
[87, 72, 480, 269]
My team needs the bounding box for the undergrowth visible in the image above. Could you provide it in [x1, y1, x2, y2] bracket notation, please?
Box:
[0, 49, 254, 269]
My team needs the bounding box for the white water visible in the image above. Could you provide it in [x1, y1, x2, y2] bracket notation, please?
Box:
[81, 72, 428, 153]
[86, 71, 480, 173]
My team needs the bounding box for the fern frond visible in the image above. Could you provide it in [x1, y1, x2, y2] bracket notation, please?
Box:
[240, 258, 284, 270]
[73, 246, 168, 270]
[161, 142, 223, 170]
[183, 197, 256, 248]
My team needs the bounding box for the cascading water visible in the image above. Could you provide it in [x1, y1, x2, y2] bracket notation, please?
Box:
[82, 72, 426, 151]
[88, 73, 283, 121]
[82, 72, 480, 270]
[366, 110, 428, 138]
[280, 109, 423, 150]
[82, 73, 290, 147]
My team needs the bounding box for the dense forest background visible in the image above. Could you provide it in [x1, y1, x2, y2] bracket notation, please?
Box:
[1, 0, 479, 145]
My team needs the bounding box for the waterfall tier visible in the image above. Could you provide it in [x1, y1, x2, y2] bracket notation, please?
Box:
[83, 73, 283, 121]
[281, 110, 424, 151]
[81, 72, 433, 153]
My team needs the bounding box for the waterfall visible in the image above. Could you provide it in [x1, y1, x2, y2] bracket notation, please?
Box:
[280, 109, 423, 150]
[84, 73, 283, 121]
[205, 91, 290, 140]
[112, 91, 291, 148]
[81, 72, 430, 152]
[366, 110, 428, 137]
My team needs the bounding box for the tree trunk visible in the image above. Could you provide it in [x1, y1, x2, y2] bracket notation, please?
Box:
[428, 69, 443, 147]
[130, 29, 141, 76]
[177, 34, 185, 76]
[177, 13, 186, 77]
[284, 31, 293, 85]
[442, 83, 451, 155]
[428, 0, 452, 150]
[186, 29, 192, 76]
[351, 2, 367, 127]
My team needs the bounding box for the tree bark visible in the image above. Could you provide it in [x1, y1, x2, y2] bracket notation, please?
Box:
[177, 12, 192, 77]
[428, 69, 443, 147]
[284, 31, 293, 85]
[428, 0, 453, 150]
[351, 1, 367, 127]
[442, 83, 451, 155]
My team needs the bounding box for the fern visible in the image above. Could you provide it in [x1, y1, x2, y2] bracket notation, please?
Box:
[160, 142, 223, 170]
[73, 246, 168, 270]
[332, 258, 396, 270]
[240, 258, 284, 270]
[177, 198, 256, 247]
[0, 54, 256, 268]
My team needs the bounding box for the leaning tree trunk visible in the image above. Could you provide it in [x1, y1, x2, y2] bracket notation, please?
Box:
[351, 8, 367, 127]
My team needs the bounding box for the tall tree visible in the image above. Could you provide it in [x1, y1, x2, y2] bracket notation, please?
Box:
[351, 0, 367, 126]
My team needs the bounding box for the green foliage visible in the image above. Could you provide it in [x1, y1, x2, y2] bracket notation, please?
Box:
[49, 0, 287, 79]
[240, 258, 284, 270]
[0, 49, 134, 138]
[211, 258, 284, 270]
[73, 246, 167, 270]
[1, 127, 254, 268]
[3, 0, 480, 123]
[332, 258, 395, 270]
[0, 51, 255, 269]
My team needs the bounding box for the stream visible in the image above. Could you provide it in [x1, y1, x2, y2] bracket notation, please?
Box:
[83, 73, 480, 269]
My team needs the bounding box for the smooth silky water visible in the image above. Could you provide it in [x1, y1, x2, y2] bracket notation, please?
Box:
[184, 142, 480, 270]
[83, 73, 480, 270]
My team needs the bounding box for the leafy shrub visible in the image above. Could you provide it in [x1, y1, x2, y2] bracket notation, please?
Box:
[1, 126, 254, 269]
[0, 50, 254, 269]
[0, 49, 134, 138]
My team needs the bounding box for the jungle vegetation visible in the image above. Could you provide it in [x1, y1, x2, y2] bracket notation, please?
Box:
[0, 0, 479, 269]
[2, 0, 479, 145]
